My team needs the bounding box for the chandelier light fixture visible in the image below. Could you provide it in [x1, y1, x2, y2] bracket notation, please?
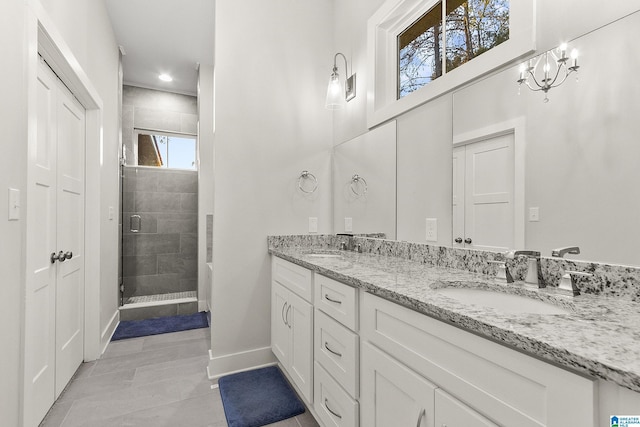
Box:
[517, 43, 579, 102]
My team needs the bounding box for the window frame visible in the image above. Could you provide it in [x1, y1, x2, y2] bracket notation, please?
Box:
[133, 128, 198, 171]
[367, 0, 535, 128]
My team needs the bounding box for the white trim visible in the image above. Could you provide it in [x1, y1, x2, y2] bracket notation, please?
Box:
[452, 117, 526, 249]
[100, 310, 120, 355]
[207, 346, 276, 380]
[367, 0, 536, 129]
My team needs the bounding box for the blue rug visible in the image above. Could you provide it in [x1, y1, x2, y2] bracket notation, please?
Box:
[219, 366, 305, 427]
[111, 311, 209, 341]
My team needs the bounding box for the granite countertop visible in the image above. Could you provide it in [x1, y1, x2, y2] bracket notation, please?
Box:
[269, 246, 640, 393]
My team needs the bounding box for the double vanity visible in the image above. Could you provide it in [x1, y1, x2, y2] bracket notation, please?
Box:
[269, 235, 640, 427]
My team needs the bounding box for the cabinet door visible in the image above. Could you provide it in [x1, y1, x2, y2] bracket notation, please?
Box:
[271, 281, 290, 366]
[289, 291, 313, 403]
[435, 389, 497, 427]
[361, 342, 436, 427]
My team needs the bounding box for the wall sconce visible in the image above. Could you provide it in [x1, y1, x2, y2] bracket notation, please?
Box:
[325, 53, 356, 109]
[517, 43, 579, 102]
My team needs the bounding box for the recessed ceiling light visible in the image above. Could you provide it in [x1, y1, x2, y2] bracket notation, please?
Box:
[158, 74, 173, 82]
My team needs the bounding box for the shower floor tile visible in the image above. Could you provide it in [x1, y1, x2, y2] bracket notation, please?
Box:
[125, 290, 196, 305]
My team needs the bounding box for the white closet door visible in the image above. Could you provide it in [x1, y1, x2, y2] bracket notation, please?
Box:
[24, 57, 85, 427]
[452, 146, 465, 248]
[24, 57, 59, 427]
[463, 134, 514, 252]
[54, 78, 85, 396]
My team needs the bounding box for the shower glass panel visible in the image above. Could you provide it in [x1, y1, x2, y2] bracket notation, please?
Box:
[121, 156, 198, 307]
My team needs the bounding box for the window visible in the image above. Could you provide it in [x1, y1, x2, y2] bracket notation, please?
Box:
[368, 0, 532, 128]
[136, 131, 197, 170]
[398, 0, 509, 98]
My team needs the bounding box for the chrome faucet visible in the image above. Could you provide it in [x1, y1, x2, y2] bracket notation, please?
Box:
[508, 250, 545, 288]
[552, 246, 580, 258]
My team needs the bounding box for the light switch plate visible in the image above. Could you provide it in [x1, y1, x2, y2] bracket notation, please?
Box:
[309, 217, 318, 233]
[426, 218, 437, 242]
[344, 217, 353, 232]
[529, 207, 540, 222]
[8, 188, 20, 221]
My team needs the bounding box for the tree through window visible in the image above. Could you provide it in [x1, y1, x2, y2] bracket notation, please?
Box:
[398, 0, 509, 98]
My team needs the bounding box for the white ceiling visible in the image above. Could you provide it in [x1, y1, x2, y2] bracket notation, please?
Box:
[105, 0, 215, 96]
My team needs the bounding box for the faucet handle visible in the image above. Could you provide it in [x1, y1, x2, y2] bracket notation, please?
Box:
[558, 270, 592, 296]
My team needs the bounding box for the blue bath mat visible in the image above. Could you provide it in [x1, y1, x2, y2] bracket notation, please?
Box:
[111, 311, 209, 341]
[219, 366, 305, 427]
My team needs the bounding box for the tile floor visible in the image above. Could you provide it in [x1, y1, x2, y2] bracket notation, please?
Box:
[41, 327, 320, 427]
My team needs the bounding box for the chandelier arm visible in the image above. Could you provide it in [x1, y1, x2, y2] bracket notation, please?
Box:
[526, 71, 545, 90]
[547, 63, 567, 88]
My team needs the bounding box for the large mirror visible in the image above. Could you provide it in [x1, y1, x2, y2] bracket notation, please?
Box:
[332, 120, 397, 239]
[333, 10, 640, 267]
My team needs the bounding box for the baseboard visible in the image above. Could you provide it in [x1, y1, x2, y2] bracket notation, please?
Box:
[100, 309, 119, 355]
[206, 346, 276, 380]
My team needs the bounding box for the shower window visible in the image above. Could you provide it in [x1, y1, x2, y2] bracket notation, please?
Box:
[136, 130, 197, 170]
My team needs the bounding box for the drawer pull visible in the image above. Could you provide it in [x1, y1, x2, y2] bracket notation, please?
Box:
[286, 304, 292, 329]
[325, 398, 342, 419]
[281, 302, 288, 326]
[324, 294, 342, 304]
[416, 409, 425, 427]
[324, 342, 343, 357]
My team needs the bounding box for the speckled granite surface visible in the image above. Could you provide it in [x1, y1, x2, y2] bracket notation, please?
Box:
[268, 235, 640, 393]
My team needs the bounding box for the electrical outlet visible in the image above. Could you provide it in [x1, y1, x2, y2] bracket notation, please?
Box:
[309, 217, 318, 233]
[425, 218, 438, 242]
[344, 217, 353, 232]
[529, 207, 540, 222]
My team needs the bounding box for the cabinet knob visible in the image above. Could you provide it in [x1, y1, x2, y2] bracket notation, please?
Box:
[454, 237, 463, 244]
[464, 238, 472, 244]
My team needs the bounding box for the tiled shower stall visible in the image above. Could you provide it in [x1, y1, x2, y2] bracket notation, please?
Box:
[121, 167, 198, 320]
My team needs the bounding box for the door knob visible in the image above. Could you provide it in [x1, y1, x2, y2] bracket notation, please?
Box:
[454, 237, 463, 243]
[464, 238, 472, 244]
[50, 251, 66, 264]
[65, 251, 73, 260]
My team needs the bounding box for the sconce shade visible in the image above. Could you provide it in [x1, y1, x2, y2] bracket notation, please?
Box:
[325, 67, 343, 109]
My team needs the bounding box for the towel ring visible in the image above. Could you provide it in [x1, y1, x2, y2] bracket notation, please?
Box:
[350, 174, 368, 197]
[298, 170, 318, 194]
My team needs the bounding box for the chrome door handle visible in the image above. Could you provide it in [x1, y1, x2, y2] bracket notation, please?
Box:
[324, 294, 342, 304]
[285, 304, 292, 329]
[416, 408, 426, 427]
[281, 302, 288, 326]
[130, 214, 141, 233]
[464, 238, 472, 244]
[454, 237, 463, 243]
[325, 398, 342, 419]
[51, 251, 66, 264]
[324, 342, 342, 357]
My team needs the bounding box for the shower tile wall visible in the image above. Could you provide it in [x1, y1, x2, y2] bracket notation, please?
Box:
[123, 167, 198, 298]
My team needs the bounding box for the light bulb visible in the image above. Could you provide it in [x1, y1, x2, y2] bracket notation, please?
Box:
[158, 74, 173, 82]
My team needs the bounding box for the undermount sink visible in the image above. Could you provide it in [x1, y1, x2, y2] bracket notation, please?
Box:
[435, 287, 571, 315]
[305, 252, 343, 258]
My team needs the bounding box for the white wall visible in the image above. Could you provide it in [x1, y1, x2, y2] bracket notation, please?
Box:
[0, 2, 28, 425]
[198, 64, 215, 312]
[210, 0, 333, 376]
[0, 1, 119, 424]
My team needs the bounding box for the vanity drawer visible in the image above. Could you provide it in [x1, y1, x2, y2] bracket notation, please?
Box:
[314, 362, 358, 427]
[314, 310, 359, 398]
[272, 256, 312, 302]
[314, 274, 358, 331]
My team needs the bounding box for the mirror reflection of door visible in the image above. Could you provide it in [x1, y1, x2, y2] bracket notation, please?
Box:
[453, 133, 514, 252]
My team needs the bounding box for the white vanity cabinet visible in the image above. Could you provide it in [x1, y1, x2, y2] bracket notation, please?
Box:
[313, 274, 360, 427]
[271, 257, 314, 404]
[360, 292, 597, 427]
